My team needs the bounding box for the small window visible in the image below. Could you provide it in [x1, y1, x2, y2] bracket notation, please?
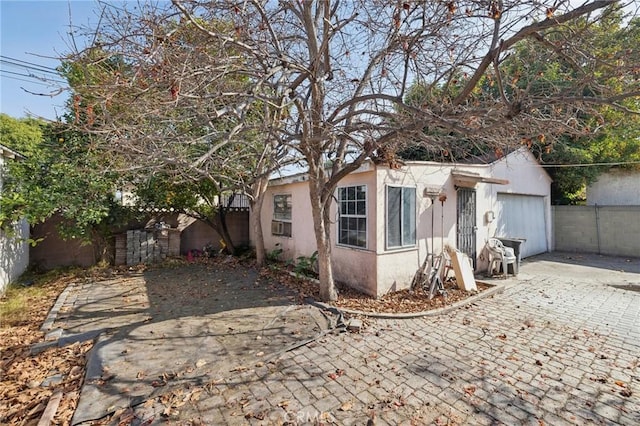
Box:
[387, 186, 416, 248]
[338, 185, 367, 248]
[272, 194, 292, 237]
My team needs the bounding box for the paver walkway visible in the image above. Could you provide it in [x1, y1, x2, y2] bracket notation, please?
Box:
[46, 253, 640, 425]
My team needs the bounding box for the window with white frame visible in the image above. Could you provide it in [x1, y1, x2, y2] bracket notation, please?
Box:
[337, 185, 367, 248]
[386, 186, 416, 248]
[272, 194, 292, 237]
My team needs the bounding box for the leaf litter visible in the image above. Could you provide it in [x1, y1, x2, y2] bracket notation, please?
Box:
[264, 266, 491, 314]
[0, 272, 94, 425]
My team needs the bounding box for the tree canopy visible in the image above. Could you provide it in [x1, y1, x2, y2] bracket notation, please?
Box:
[0, 114, 131, 249]
[399, 10, 640, 203]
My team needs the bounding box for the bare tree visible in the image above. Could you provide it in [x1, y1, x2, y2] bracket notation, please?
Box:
[69, 1, 638, 300]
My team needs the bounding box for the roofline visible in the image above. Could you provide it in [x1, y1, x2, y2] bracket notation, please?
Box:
[491, 146, 553, 182]
[268, 147, 551, 186]
[402, 146, 532, 168]
[269, 160, 375, 187]
[0, 144, 25, 160]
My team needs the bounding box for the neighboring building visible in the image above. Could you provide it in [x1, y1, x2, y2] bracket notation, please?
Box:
[586, 168, 640, 206]
[256, 147, 552, 297]
[0, 144, 29, 293]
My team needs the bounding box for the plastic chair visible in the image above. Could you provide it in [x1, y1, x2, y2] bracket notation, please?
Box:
[486, 238, 517, 277]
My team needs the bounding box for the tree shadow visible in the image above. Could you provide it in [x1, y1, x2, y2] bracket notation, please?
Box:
[58, 261, 333, 425]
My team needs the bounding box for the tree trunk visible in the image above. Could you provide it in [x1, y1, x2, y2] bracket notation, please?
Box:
[90, 228, 111, 265]
[215, 207, 236, 255]
[250, 175, 269, 267]
[309, 174, 338, 301]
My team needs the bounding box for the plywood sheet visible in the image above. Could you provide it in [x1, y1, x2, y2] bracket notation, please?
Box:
[447, 247, 477, 292]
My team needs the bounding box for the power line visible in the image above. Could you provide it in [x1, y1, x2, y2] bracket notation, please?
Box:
[539, 160, 640, 168]
[0, 55, 60, 74]
[0, 59, 60, 76]
[0, 69, 66, 85]
[0, 74, 55, 86]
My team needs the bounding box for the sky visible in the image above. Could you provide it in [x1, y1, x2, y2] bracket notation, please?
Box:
[0, 0, 102, 120]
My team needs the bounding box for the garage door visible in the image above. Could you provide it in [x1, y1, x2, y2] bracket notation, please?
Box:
[496, 193, 548, 258]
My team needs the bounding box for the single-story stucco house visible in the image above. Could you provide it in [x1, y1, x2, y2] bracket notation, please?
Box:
[255, 147, 552, 297]
[0, 144, 29, 294]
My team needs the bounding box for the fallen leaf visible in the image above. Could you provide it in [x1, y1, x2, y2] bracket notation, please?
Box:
[463, 385, 476, 396]
[230, 366, 248, 372]
[195, 359, 207, 368]
[614, 380, 626, 388]
[339, 400, 353, 411]
[278, 400, 290, 408]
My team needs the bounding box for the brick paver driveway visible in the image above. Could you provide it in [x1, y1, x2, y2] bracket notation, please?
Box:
[62, 253, 639, 425]
[193, 253, 639, 425]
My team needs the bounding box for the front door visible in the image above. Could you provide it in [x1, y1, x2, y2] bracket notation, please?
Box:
[456, 188, 477, 268]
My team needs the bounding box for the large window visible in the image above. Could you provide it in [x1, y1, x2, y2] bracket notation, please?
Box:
[338, 185, 367, 248]
[387, 186, 416, 248]
[272, 194, 292, 237]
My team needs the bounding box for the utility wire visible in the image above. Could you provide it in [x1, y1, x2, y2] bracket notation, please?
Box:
[2, 71, 60, 87]
[0, 55, 60, 74]
[539, 160, 640, 168]
[0, 69, 66, 85]
[0, 73, 58, 87]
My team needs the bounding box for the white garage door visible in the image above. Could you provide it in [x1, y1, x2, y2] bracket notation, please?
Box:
[496, 193, 548, 258]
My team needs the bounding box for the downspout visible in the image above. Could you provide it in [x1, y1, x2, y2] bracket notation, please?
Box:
[595, 203, 601, 254]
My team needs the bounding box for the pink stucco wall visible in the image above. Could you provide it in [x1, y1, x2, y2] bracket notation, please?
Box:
[261, 164, 379, 296]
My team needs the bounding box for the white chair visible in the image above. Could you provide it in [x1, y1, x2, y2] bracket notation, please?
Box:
[486, 238, 517, 277]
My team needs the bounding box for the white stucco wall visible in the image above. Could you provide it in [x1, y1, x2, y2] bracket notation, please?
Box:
[0, 219, 30, 293]
[587, 170, 640, 206]
[1, 151, 30, 293]
[374, 147, 551, 293]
